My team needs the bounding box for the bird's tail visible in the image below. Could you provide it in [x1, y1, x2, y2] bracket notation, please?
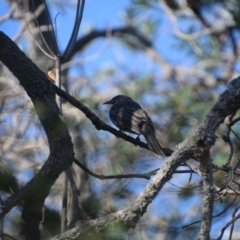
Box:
[142, 124, 165, 157]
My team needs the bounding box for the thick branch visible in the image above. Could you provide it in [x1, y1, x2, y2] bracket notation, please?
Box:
[0, 31, 75, 239]
[51, 144, 191, 240]
[198, 151, 213, 240]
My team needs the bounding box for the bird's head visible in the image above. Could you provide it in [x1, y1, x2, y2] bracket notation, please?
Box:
[103, 95, 133, 105]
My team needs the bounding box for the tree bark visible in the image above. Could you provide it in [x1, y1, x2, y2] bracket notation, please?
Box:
[0, 31, 75, 239]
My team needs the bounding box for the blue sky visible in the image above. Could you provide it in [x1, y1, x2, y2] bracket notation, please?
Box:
[0, 0, 130, 38]
[48, 0, 131, 51]
[0, 0, 189, 65]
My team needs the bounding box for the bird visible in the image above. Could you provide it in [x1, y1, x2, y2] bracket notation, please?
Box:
[103, 95, 165, 157]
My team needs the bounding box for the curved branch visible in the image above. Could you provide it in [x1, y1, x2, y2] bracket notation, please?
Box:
[71, 26, 153, 54]
[0, 31, 74, 238]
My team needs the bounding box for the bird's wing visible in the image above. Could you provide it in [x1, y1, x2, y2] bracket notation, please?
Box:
[110, 106, 149, 134]
[143, 110, 156, 134]
[142, 123, 165, 156]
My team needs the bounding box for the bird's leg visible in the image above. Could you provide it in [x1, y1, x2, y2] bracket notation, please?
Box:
[135, 135, 140, 141]
[133, 135, 141, 147]
[117, 127, 124, 138]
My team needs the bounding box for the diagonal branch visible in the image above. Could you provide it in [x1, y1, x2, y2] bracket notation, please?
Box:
[53, 84, 173, 156]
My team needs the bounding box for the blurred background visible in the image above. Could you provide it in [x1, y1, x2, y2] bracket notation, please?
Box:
[1, 0, 240, 239]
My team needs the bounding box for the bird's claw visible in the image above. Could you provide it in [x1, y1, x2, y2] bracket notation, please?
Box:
[135, 135, 140, 141]
[133, 135, 141, 147]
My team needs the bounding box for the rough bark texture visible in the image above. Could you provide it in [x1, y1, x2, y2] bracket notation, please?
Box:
[0, 31, 75, 239]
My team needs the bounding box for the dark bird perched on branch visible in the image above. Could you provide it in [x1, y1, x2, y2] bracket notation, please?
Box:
[104, 95, 165, 157]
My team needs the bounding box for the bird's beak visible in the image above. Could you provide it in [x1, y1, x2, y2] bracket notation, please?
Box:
[103, 100, 112, 105]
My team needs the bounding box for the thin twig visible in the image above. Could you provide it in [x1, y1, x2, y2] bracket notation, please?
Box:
[216, 213, 240, 240]
[61, 172, 68, 233]
[63, 0, 85, 59]
[31, 0, 56, 58]
[73, 158, 151, 180]
[229, 201, 240, 240]
[67, 169, 85, 229]
[223, 126, 234, 166]
[41, 0, 59, 55]
[182, 193, 238, 229]
[0, 4, 14, 23]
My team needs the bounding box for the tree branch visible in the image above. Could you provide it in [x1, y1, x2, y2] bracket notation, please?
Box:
[0, 31, 75, 239]
[198, 151, 213, 240]
[53, 84, 173, 156]
[51, 75, 240, 238]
